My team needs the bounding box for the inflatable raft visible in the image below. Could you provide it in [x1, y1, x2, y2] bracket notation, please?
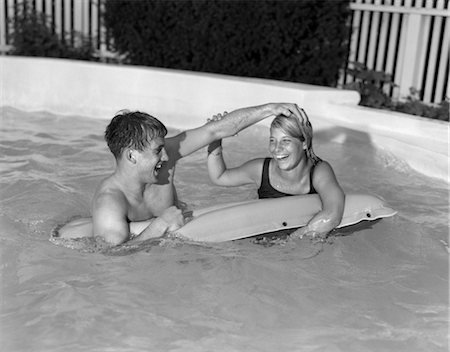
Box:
[57, 193, 396, 243]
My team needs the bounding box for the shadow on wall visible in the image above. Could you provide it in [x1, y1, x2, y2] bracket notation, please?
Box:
[313, 125, 379, 192]
[314, 125, 374, 149]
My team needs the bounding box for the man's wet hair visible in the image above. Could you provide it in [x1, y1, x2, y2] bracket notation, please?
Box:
[105, 110, 167, 159]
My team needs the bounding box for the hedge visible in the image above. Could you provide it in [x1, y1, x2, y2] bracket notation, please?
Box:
[8, 1, 96, 61]
[104, 0, 350, 87]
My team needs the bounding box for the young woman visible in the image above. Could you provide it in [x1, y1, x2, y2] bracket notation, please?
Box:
[206, 108, 345, 239]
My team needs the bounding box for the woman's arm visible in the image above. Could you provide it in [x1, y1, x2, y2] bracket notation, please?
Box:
[207, 140, 263, 187]
[292, 161, 345, 239]
[207, 139, 226, 184]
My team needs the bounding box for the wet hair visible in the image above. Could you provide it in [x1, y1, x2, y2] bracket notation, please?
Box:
[270, 108, 322, 165]
[105, 110, 167, 159]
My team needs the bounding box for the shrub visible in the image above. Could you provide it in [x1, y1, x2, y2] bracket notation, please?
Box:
[8, 1, 96, 61]
[103, 0, 350, 87]
[344, 61, 396, 109]
[345, 63, 449, 121]
[393, 88, 449, 121]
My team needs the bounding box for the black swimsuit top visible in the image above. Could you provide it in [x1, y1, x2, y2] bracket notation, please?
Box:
[257, 158, 318, 199]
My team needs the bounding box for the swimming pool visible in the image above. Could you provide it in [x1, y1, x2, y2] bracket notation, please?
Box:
[1, 58, 449, 351]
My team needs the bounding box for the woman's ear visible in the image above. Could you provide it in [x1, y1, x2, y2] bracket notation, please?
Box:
[302, 142, 307, 150]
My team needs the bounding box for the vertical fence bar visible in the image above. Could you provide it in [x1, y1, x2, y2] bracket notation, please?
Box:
[0, 0, 6, 53]
[374, 0, 389, 72]
[419, 0, 436, 101]
[357, 1, 371, 65]
[429, 0, 448, 103]
[88, 0, 93, 44]
[4, 0, 13, 46]
[91, 0, 98, 48]
[35, 0, 43, 13]
[82, 0, 89, 37]
[50, 0, 55, 34]
[366, 0, 382, 69]
[380, 0, 394, 74]
[383, 0, 399, 79]
[61, 0, 66, 43]
[345, 0, 363, 84]
[387, 0, 403, 99]
[435, 16, 449, 102]
[423, 7, 443, 102]
[73, 0, 82, 35]
[337, 4, 353, 87]
[99, 0, 110, 59]
[69, 0, 74, 45]
[54, 0, 62, 41]
[64, 0, 72, 45]
[446, 51, 450, 102]
[397, 0, 421, 100]
[96, 0, 102, 50]
[413, 0, 431, 99]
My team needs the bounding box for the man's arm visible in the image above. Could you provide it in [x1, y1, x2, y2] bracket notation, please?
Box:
[92, 193, 184, 246]
[92, 191, 131, 245]
[166, 103, 302, 160]
[128, 206, 184, 243]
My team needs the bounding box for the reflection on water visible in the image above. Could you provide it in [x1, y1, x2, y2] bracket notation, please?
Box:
[0, 107, 448, 352]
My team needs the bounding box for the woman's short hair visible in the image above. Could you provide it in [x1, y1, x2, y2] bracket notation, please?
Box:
[270, 109, 321, 164]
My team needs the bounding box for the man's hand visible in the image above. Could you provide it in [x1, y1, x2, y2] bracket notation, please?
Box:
[159, 206, 185, 232]
[266, 103, 303, 120]
[135, 206, 185, 242]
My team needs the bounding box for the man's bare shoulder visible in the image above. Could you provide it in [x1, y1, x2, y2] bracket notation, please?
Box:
[92, 176, 127, 210]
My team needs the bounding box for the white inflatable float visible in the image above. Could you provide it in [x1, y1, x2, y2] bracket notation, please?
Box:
[56, 193, 396, 243]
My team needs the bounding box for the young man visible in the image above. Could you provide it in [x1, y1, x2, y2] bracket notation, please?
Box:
[59, 103, 303, 245]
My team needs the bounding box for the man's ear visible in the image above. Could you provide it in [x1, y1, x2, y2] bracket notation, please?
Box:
[126, 149, 137, 164]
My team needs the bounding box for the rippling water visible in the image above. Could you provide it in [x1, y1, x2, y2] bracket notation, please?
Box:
[0, 107, 448, 352]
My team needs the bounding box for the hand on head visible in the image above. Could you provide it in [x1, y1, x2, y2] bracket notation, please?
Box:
[271, 103, 303, 120]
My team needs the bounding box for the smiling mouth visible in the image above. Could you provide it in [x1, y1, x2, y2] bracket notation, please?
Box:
[154, 162, 163, 174]
[275, 155, 289, 161]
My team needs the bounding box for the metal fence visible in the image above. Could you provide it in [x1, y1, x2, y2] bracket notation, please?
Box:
[0, 0, 114, 60]
[1, 0, 449, 104]
[341, 0, 449, 104]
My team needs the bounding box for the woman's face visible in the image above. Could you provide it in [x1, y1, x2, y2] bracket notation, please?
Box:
[269, 127, 304, 170]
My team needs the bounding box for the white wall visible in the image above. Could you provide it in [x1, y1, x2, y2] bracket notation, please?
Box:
[0, 57, 359, 128]
[1, 57, 448, 182]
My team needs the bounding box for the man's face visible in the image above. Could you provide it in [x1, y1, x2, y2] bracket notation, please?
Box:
[136, 137, 168, 183]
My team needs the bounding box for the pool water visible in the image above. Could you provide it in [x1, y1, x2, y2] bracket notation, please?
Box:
[1, 106, 448, 352]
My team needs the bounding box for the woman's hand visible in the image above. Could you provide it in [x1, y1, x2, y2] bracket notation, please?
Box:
[290, 226, 329, 242]
[206, 112, 227, 154]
